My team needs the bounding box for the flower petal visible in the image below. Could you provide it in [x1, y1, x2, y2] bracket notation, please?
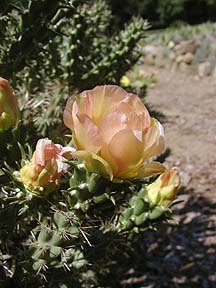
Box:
[100, 144, 119, 176]
[63, 96, 75, 129]
[90, 85, 128, 122]
[106, 129, 144, 177]
[73, 113, 102, 153]
[142, 119, 165, 161]
[125, 93, 150, 120]
[34, 138, 58, 166]
[60, 146, 76, 160]
[0, 77, 18, 116]
[98, 112, 127, 144]
[137, 161, 166, 178]
[75, 90, 92, 115]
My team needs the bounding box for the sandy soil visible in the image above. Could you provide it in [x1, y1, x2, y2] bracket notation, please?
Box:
[146, 67, 216, 200]
[120, 67, 216, 288]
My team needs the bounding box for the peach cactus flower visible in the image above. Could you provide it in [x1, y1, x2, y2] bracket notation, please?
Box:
[0, 77, 19, 132]
[64, 85, 165, 179]
[147, 167, 180, 207]
[20, 138, 74, 195]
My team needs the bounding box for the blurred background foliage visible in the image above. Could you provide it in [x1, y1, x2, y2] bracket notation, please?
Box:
[108, 0, 216, 28]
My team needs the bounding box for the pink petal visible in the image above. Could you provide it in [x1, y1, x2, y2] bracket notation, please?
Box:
[127, 112, 150, 131]
[142, 119, 165, 161]
[34, 139, 63, 166]
[127, 93, 150, 117]
[34, 138, 50, 165]
[63, 96, 75, 129]
[116, 96, 151, 131]
[90, 85, 128, 122]
[56, 155, 68, 174]
[98, 111, 127, 144]
[73, 113, 102, 153]
[100, 144, 119, 176]
[75, 91, 92, 116]
[60, 146, 76, 160]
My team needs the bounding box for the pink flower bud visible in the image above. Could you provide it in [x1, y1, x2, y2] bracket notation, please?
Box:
[20, 138, 74, 195]
[0, 77, 19, 132]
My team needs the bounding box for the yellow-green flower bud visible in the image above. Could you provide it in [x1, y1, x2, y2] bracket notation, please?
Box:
[147, 167, 180, 207]
[0, 77, 19, 132]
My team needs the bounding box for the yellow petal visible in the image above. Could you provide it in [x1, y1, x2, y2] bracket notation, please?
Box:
[106, 129, 144, 177]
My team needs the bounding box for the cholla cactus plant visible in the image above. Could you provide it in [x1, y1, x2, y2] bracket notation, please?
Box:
[0, 80, 181, 287]
[0, 1, 181, 287]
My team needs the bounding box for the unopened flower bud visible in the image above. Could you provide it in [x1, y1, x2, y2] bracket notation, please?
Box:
[0, 77, 19, 132]
[147, 167, 180, 207]
[20, 138, 74, 196]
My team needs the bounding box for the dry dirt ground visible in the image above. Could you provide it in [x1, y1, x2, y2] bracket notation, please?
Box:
[146, 67, 216, 200]
[120, 67, 216, 288]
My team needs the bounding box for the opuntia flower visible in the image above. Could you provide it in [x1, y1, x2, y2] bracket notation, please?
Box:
[20, 138, 74, 195]
[147, 167, 180, 207]
[63, 85, 165, 179]
[0, 77, 19, 132]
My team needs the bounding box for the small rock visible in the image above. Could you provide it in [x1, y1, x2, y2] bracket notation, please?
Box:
[176, 55, 184, 63]
[198, 62, 212, 77]
[183, 52, 194, 64]
[175, 40, 197, 55]
[142, 45, 158, 65]
[176, 53, 194, 65]
[143, 45, 168, 67]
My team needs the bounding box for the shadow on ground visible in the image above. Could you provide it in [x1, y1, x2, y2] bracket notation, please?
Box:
[120, 187, 216, 288]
